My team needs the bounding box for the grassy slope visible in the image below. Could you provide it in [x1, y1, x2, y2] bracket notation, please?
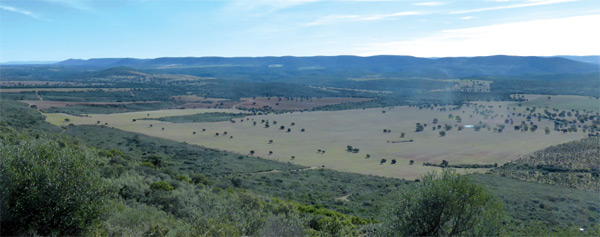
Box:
[471, 174, 599, 230]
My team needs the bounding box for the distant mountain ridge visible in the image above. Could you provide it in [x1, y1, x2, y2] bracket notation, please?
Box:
[56, 55, 598, 78]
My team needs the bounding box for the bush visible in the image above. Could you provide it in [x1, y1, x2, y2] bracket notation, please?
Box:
[0, 137, 111, 236]
[176, 175, 192, 183]
[191, 174, 212, 186]
[150, 181, 174, 192]
[381, 169, 504, 236]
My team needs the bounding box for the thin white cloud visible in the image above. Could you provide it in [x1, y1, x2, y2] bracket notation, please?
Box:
[358, 14, 600, 57]
[232, 0, 322, 11]
[42, 0, 94, 11]
[414, 2, 446, 6]
[451, 0, 577, 14]
[0, 5, 50, 21]
[461, 16, 475, 20]
[305, 11, 421, 26]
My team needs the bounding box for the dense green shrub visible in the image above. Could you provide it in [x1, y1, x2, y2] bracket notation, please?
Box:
[149, 181, 174, 192]
[380, 169, 504, 236]
[0, 137, 111, 236]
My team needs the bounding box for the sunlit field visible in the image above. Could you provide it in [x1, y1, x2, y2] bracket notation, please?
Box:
[46, 99, 587, 179]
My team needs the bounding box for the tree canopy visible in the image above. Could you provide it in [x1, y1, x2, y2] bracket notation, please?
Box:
[381, 169, 504, 236]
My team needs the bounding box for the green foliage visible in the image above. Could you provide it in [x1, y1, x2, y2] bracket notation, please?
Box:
[381, 169, 504, 236]
[191, 174, 212, 186]
[0, 136, 111, 236]
[149, 181, 174, 192]
[140, 161, 155, 168]
[176, 175, 192, 183]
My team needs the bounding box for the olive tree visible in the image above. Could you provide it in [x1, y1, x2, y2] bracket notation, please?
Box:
[0, 138, 111, 236]
[380, 169, 504, 236]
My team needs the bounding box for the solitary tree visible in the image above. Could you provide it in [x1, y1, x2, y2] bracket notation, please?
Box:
[381, 170, 504, 236]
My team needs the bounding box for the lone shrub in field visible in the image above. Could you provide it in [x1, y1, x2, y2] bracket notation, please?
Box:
[0, 137, 110, 236]
[381, 169, 504, 236]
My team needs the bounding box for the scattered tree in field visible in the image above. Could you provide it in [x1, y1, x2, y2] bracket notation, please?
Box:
[249, 150, 255, 155]
[269, 139, 273, 144]
[291, 122, 295, 126]
[352, 148, 360, 153]
[287, 128, 291, 132]
[441, 160, 449, 168]
[410, 160, 414, 165]
[545, 127, 551, 134]
[366, 154, 371, 159]
[215, 133, 220, 136]
[415, 123, 424, 132]
[132, 119, 136, 122]
[301, 128, 305, 132]
[268, 151, 273, 155]
[193, 131, 196, 134]
[280, 125, 285, 130]
[162, 127, 165, 130]
[433, 118, 438, 124]
[291, 156, 295, 159]
[380, 159, 387, 164]
[346, 145, 353, 151]
[202, 128, 206, 132]
[391, 159, 397, 164]
[439, 131, 446, 137]
[380, 170, 504, 236]
[400, 132, 405, 138]
[64, 118, 70, 122]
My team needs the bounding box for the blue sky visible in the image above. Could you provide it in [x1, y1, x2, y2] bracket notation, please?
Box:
[1, 0, 599, 61]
